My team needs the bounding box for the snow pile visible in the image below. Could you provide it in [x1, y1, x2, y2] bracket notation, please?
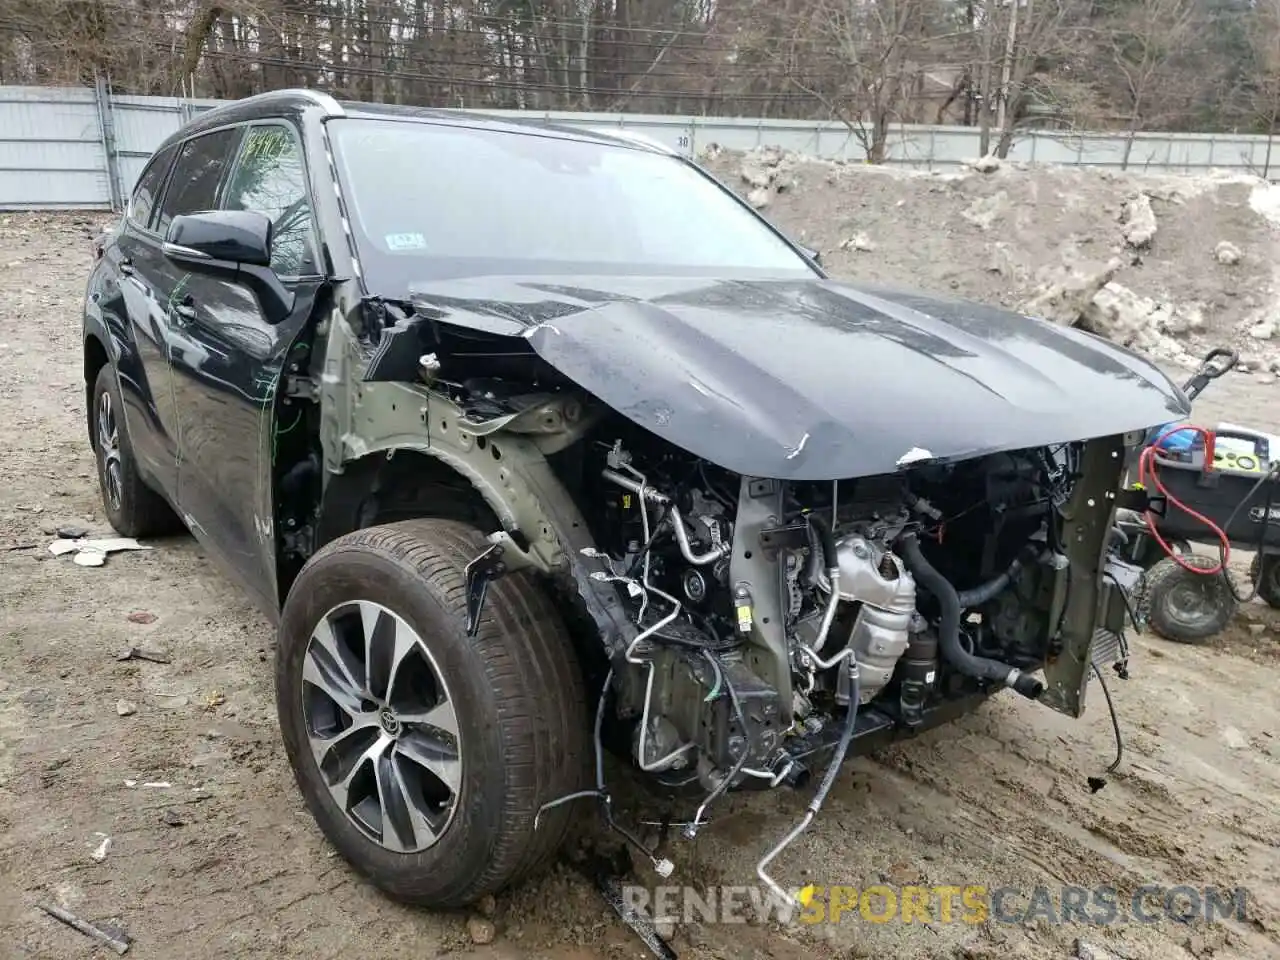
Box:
[702, 146, 1280, 375]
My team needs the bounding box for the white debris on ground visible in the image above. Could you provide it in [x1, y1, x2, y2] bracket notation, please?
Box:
[47, 535, 151, 566]
[1120, 193, 1158, 249]
[702, 145, 1280, 377]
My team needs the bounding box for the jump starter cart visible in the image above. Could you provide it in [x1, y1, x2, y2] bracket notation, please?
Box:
[1133, 423, 1280, 643]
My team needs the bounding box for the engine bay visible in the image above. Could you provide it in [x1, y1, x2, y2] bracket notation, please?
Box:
[544, 417, 1115, 802]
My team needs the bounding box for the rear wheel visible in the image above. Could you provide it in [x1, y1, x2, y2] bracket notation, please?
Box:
[1140, 554, 1238, 644]
[1248, 553, 1280, 609]
[91, 365, 181, 538]
[275, 518, 588, 907]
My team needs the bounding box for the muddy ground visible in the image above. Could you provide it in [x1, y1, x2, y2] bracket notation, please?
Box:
[1, 211, 1279, 960]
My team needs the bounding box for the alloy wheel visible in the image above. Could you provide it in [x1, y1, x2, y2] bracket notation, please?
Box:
[96, 389, 123, 512]
[302, 600, 462, 853]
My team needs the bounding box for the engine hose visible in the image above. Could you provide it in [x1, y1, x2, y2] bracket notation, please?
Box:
[807, 511, 838, 569]
[956, 556, 1024, 608]
[898, 532, 1043, 700]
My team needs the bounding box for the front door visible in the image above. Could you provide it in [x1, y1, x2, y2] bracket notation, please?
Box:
[167, 121, 325, 611]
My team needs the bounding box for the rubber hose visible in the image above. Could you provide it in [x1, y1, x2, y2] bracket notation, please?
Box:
[808, 512, 838, 569]
[956, 557, 1023, 608]
[898, 532, 1043, 699]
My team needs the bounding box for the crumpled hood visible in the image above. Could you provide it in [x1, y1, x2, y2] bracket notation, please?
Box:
[406, 275, 1190, 480]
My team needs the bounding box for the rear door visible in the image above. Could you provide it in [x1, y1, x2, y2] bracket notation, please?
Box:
[109, 142, 181, 493]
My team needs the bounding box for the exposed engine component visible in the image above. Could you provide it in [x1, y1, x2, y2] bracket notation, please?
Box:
[540, 425, 1133, 896]
[812, 534, 918, 705]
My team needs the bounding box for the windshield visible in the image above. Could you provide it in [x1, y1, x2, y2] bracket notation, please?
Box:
[327, 117, 817, 290]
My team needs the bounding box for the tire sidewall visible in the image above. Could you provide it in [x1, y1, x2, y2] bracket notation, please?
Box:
[1253, 554, 1280, 609]
[275, 542, 510, 900]
[1146, 557, 1237, 643]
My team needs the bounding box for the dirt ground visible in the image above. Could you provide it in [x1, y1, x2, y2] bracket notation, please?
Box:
[2, 208, 1279, 960]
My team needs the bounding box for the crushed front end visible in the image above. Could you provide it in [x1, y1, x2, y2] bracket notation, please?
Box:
[548, 427, 1147, 897]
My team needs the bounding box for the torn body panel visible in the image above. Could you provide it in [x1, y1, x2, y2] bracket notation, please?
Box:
[314, 300, 636, 655]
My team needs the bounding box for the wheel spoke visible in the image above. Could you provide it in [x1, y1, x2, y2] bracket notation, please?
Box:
[323, 728, 391, 813]
[311, 715, 383, 786]
[400, 699, 459, 740]
[364, 604, 417, 704]
[305, 619, 366, 714]
[375, 752, 438, 852]
[395, 728, 461, 794]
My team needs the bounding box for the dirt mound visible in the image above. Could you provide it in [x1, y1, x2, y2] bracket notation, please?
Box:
[703, 145, 1280, 380]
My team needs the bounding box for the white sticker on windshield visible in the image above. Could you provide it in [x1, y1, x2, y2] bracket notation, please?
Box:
[385, 232, 427, 251]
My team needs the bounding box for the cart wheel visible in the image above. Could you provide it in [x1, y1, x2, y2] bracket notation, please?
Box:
[1248, 554, 1280, 609]
[1140, 555, 1238, 644]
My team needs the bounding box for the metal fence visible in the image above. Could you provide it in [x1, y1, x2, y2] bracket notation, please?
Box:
[3, 82, 1279, 211]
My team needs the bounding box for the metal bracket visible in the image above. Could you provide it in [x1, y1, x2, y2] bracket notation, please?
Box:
[284, 375, 320, 402]
[463, 531, 537, 637]
[464, 543, 506, 637]
[1115, 487, 1165, 517]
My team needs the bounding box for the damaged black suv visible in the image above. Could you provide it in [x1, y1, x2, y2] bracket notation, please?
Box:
[82, 89, 1188, 907]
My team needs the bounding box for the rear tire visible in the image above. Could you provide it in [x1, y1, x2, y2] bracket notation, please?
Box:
[1140, 554, 1238, 644]
[275, 518, 588, 908]
[91, 365, 181, 538]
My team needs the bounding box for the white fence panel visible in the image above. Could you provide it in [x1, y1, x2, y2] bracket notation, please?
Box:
[4, 84, 1280, 210]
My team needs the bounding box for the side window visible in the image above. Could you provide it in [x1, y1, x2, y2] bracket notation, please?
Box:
[222, 124, 317, 277]
[128, 143, 177, 231]
[155, 127, 243, 238]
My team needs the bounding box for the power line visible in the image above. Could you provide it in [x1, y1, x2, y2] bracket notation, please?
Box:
[0, 19, 871, 98]
[0, 2, 981, 55]
[0, 22, 851, 108]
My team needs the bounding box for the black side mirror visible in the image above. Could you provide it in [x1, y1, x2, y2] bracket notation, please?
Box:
[799, 244, 823, 267]
[163, 210, 295, 325]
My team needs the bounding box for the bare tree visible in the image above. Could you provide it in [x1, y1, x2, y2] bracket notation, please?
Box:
[971, 0, 1078, 159]
[767, 0, 953, 163]
[1243, 0, 1280, 177]
[1102, 0, 1198, 169]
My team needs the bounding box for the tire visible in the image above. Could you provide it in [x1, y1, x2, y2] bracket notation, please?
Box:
[275, 518, 589, 908]
[1139, 554, 1238, 644]
[91, 365, 181, 538]
[1248, 553, 1280, 609]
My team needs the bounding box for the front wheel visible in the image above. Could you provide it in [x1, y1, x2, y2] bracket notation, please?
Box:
[275, 519, 589, 908]
[1140, 554, 1238, 644]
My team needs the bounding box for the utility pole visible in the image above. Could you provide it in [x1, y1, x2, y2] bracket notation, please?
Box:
[979, 0, 996, 155]
[995, 0, 1019, 137]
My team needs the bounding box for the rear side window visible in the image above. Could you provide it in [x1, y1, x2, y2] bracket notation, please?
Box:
[155, 127, 243, 238]
[128, 143, 177, 231]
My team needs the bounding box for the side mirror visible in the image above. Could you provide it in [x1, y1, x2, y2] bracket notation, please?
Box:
[163, 210, 295, 325]
[799, 244, 823, 267]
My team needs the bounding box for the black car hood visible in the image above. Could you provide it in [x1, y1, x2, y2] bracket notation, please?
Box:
[405, 275, 1190, 480]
